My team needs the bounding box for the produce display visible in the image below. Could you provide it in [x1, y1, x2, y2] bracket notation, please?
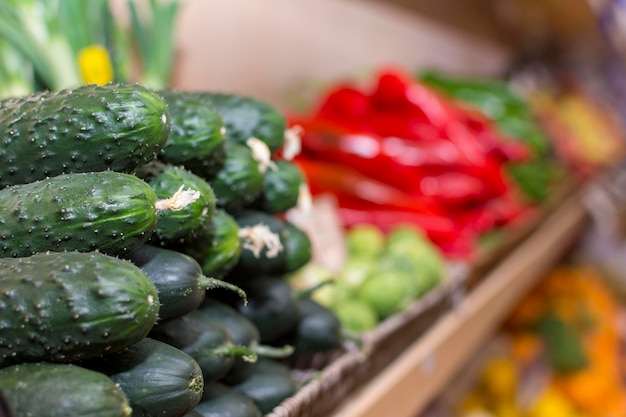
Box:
[0, 3, 624, 417]
[0, 83, 345, 417]
[289, 68, 572, 259]
[450, 265, 626, 417]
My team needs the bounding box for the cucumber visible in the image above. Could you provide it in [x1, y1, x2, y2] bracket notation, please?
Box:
[83, 338, 204, 417]
[291, 298, 342, 353]
[182, 411, 204, 417]
[150, 310, 257, 383]
[194, 383, 262, 417]
[0, 251, 159, 367]
[198, 298, 294, 384]
[191, 92, 287, 153]
[233, 210, 287, 277]
[234, 276, 300, 344]
[252, 159, 305, 214]
[231, 213, 312, 278]
[209, 142, 264, 214]
[146, 164, 216, 243]
[180, 209, 242, 279]
[229, 358, 298, 415]
[0, 83, 170, 188]
[0, 170, 168, 258]
[282, 221, 313, 274]
[125, 244, 245, 321]
[0, 362, 132, 417]
[158, 91, 227, 178]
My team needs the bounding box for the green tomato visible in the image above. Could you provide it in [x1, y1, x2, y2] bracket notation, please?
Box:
[337, 257, 377, 290]
[346, 224, 386, 258]
[333, 299, 378, 333]
[356, 270, 415, 319]
[286, 262, 333, 291]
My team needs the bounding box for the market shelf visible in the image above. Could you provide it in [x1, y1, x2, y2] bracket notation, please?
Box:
[267, 178, 592, 417]
[327, 186, 589, 417]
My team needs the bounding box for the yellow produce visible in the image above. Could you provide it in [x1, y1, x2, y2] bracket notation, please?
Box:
[479, 357, 518, 400]
[527, 388, 578, 417]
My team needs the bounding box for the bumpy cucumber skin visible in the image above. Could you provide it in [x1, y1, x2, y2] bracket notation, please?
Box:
[0, 363, 132, 417]
[158, 91, 226, 178]
[0, 83, 170, 189]
[210, 142, 264, 214]
[253, 160, 305, 214]
[148, 165, 216, 243]
[0, 251, 160, 367]
[192, 92, 286, 153]
[181, 209, 242, 279]
[85, 338, 204, 417]
[0, 171, 158, 258]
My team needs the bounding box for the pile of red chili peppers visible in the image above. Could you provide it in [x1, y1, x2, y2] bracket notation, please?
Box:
[290, 69, 541, 259]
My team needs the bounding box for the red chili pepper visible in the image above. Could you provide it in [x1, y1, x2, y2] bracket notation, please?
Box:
[316, 86, 370, 120]
[294, 118, 513, 200]
[297, 119, 479, 170]
[294, 157, 441, 213]
[417, 172, 488, 206]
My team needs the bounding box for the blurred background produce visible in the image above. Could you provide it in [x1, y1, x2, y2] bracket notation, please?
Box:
[2, 1, 626, 417]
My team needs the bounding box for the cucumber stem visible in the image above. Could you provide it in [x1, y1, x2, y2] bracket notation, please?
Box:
[246, 137, 276, 173]
[295, 183, 313, 214]
[254, 344, 294, 359]
[154, 185, 200, 212]
[197, 275, 247, 305]
[282, 125, 303, 160]
[295, 279, 335, 300]
[211, 344, 258, 363]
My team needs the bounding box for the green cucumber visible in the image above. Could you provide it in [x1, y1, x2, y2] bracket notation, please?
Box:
[0, 363, 132, 417]
[0, 83, 170, 188]
[150, 310, 257, 383]
[195, 383, 262, 417]
[252, 159, 305, 214]
[0, 251, 159, 367]
[233, 210, 287, 277]
[146, 164, 216, 243]
[83, 338, 204, 417]
[0, 170, 177, 258]
[229, 358, 298, 415]
[158, 91, 227, 178]
[282, 221, 313, 274]
[180, 209, 242, 279]
[125, 244, 245, 321]
[234, 276, 300, 344]
[182, 411, 204, 417]
[191, 92, 286, 153]
[232, 213, 312, 277]
[198, 298, 294, 384]
[291, 298, 342, 353]
[209, 142, 264, 214]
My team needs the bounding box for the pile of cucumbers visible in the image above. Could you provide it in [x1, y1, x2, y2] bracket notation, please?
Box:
[0, 83, 345, 417]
